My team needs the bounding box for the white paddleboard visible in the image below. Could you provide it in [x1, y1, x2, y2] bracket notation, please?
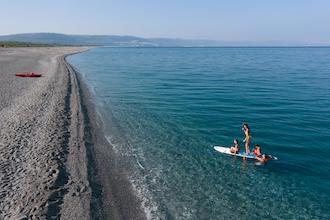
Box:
[213, 146, 278, 160]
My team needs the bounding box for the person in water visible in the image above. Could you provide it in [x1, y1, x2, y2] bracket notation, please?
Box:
[253, 144, 268, 163]
[242, 123, 251, 154]
[230, 139, 240, 154]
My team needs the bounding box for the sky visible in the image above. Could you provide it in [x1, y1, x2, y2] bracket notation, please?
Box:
[1, 0, 330, 43]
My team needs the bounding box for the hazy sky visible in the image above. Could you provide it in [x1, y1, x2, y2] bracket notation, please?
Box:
[1, 0, 329, 43]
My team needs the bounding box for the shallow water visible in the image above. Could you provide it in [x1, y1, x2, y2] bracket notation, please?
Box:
[68, 47, 330, 219]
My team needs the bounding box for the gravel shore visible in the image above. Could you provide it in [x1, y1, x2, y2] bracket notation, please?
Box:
[0, 47, 92, 219]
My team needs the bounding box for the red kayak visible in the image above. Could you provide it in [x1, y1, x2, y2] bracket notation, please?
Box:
[15, 72, 42, 77]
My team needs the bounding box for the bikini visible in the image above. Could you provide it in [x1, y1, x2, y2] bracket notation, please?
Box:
[253, 149, 262, 157]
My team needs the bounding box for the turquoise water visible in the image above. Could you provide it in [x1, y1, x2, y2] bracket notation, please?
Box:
[68, 47, 330, 219]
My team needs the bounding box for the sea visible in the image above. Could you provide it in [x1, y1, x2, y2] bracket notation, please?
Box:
[68, 47, 330, 219]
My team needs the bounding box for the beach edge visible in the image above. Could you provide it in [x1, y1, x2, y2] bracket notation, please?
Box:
[64, 52, 146, 219]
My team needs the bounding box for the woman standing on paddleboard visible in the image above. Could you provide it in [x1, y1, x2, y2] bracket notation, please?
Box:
[242, 123, 251, 154]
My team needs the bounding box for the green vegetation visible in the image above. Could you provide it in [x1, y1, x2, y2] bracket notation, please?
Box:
[0, 41, 63, 47]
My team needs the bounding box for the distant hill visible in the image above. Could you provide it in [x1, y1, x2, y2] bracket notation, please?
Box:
[0, 33, 228, 47]
[0, 33, 151, 46]
[0, 33, 327, 47]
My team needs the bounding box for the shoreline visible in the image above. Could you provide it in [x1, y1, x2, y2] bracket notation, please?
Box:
[66, 51, 147, 219]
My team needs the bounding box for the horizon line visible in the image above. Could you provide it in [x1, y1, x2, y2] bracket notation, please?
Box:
[0, 32, 329, 46]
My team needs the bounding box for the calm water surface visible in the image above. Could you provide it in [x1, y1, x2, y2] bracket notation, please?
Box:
[68, 47, 330, 219]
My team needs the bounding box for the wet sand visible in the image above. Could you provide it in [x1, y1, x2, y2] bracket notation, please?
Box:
[70, 54, 147, 220]
[0, 47, 146, 219]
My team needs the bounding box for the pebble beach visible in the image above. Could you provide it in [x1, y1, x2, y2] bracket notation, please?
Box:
[0, 47, 92, 219]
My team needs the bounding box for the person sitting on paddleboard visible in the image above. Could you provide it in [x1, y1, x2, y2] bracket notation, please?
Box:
[253, 144, 268, 163]
[242, 123, 251, 154]
[230, 139, 240, 154]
